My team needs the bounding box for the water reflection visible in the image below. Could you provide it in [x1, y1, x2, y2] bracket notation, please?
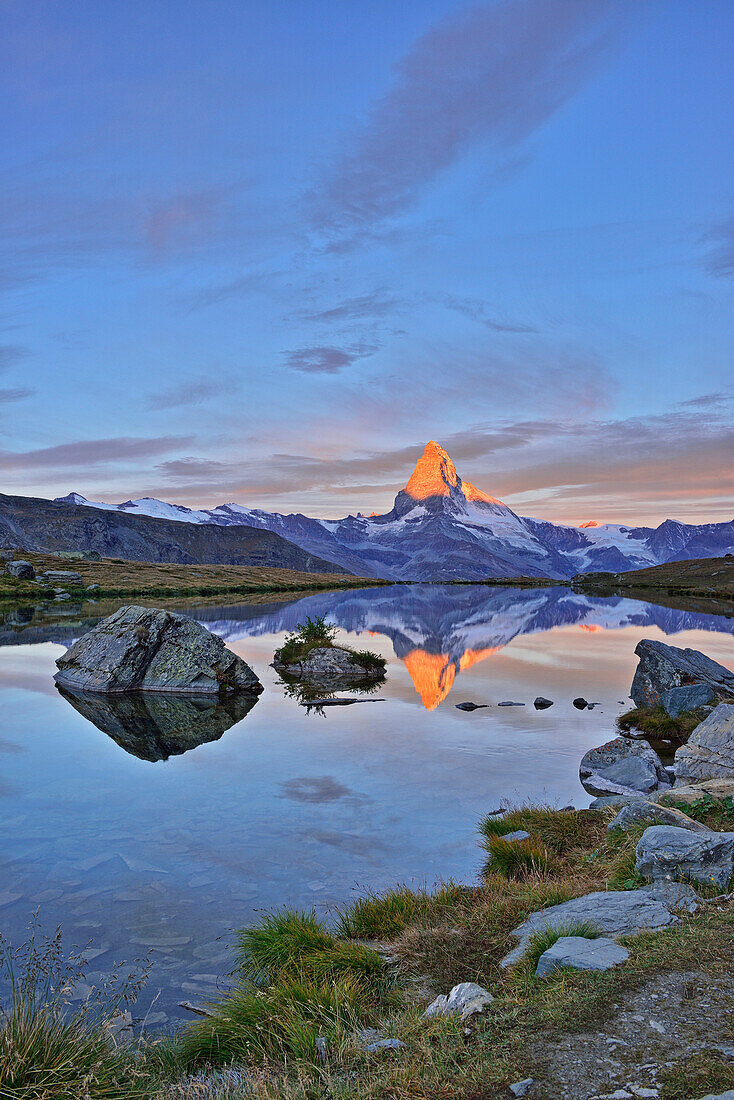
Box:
[56, 686, 258, 761]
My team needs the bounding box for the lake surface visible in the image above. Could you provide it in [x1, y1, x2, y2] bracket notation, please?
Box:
[0, 584, 732, 1026]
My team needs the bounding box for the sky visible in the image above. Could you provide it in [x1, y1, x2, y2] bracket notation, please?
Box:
[1, 0, 733, 526]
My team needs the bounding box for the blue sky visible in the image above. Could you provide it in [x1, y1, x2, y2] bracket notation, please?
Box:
[2, 0, 733, 524]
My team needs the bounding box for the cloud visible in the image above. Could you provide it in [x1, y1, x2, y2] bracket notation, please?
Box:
[296, 292, 399, 323]
[148, 378, 233, 410]
[703, 215, 734, 277]
[0, 387, 34, 404]
[0, 435, 194, 471]
[0, 345, 29, 370]
[437, 294, 538, 333]
[285, 342, 378, 374]
[311, 0, 626, 238]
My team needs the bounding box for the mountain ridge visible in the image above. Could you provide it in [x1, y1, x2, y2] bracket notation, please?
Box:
[48, 440, 734, 580]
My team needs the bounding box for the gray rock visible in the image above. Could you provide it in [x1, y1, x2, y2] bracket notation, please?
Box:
[573, 697, 589, 709]
[363, 1037, 406, 1052]
[498, 700, 525, 706]
[509, 1081, 534, 1098]
[635, 824, 734, 890]
[423, 981, 494, 1021]
[534, 697, 554, 709]
[580, 737, 669, 796]
[674, 704, 734, 782]
[607, 799, 711, 834]
[661, 683, 716, 717]
[534, 935, 629, 978]
[659, 778, 734, 805]
[5, 559, 35, 579]
[697, 1093, 734, 1100]
[54, 605, 263, 696]
[500, 882, 698, 968]
[589, 794, 643, 810]
[42, 569, 83, 585]
[274, 646, 383, 686]
[503, 830, 532, 843]
[631, 640, 734, 709]
[455, 701, 488, 711]
[0, 549, 14, 562]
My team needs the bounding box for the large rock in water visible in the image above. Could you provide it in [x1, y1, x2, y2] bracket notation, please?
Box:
[274, 646, 383, 686]
[54, 605, 262, 695]
[579, 736, 669, 796]
[630, 639, 734, 711]
[674, 703, 734, 783]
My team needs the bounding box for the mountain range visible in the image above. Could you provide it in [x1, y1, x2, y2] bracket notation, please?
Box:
[52, 441, 734, 580]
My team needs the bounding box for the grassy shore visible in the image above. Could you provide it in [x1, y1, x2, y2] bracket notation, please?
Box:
[0, 551, 387, 604]
[3, 797, 733, 1099]
[572, 554, 734, 601]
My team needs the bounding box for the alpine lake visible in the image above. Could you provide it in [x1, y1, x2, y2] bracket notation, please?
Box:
[0, 583, 732, 1026]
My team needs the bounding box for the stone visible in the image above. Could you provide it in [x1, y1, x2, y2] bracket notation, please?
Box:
[503, 830, 532, 843]
[363, 1037, 406, 1052]
[42, 569, 83, 585]
[607, 799, 711, 834]
[630, 640, 734, 709]
[698, 1093, 734, 1100]
[54, 605, 263, 695]
[0, 549, 14, 562]
[500, 882, 698, 968]
[589, 794, 642, 810]
[674, 704, 734, 782]
[659, 778, 734, 805]
[106, 1010, 134, 1046]
[534, 935, 629, 978]
[498, 700, 525, 706]
[580, 737, 669, 796]
[455, 701, 488, 711]
[5, 560, 35, 579]
[534, 697, 554, 709]
[573, 697, 589, 709]
[423, 981, 494, 1021]
[509, 1081, 534, 1098]
[660, 683, 716, 717]
[274, 646, 383, 686]
[635, 824, 734, 890]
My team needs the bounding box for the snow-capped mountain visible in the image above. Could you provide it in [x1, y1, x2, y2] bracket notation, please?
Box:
[57, 441, 734, 581]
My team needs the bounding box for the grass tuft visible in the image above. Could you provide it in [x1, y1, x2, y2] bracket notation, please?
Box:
[515, 920, 600, 978]
[616, 705, 708, 744]
[483, 835, 550, 879]
[336, 882, 467, 940]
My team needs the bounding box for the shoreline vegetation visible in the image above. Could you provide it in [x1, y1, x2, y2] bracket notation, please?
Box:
[2, 795, 733, 1099]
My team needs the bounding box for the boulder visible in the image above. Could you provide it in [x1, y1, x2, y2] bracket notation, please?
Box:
[455, 701, 488, 711]
[0, 550, 14, 562]
[607, 799, 711, 835]
[661, 683, 716, 718]
[5, 560, 35, 579]
[573, 697, 589, 710]
[423, 982, 493, 1021]
[630, 640, 734, 710]
[635, 824, 734, 890]
[534, 935, 629, 978]
[274, 646, 383, 686]
[698, 1093, 734, 1100]
[534, 697, 554, 710]
[674, 704, 734, 783]
[54, 605, 263, 696]
[659, 778, 734, 805]
[500, 882, 698, 968]
[42, 569, 83, 586]
[580, 737, 669, 796]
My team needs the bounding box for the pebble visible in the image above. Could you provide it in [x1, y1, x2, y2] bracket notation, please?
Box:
[509, 1081, 534, 1097]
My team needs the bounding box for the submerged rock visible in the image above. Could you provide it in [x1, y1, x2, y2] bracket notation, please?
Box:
[274, 645, 383, 686]
[54, 605, 262, 695]
[674, 704, 734, 783]
[635, 824, 734, 890]
[580, 736, 670, 796]
[57, 685, 258, 761]
[630, 640, 734, 712]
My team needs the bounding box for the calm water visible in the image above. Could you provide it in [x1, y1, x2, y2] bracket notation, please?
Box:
[0, 584, 732, 1025]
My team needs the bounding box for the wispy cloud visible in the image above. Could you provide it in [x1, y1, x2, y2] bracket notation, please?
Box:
[703, 214, 734, 277]
[0, 345, 29, 370]
[310, 0, 627, 240]
[285, 342, 378, 374]
[0, 436, 194, 471]
[147, 377, 233, 410]
[437, 294, 538, 333]
[0, 387, 34, 404]
[295, 292, 399, 323]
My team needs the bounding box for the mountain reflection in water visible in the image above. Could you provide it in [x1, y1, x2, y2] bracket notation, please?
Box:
[189, 584, 734, 710]
[57, 686, 258, 761]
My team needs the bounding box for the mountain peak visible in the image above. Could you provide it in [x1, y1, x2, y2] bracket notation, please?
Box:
[405, 441, 458, 500]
